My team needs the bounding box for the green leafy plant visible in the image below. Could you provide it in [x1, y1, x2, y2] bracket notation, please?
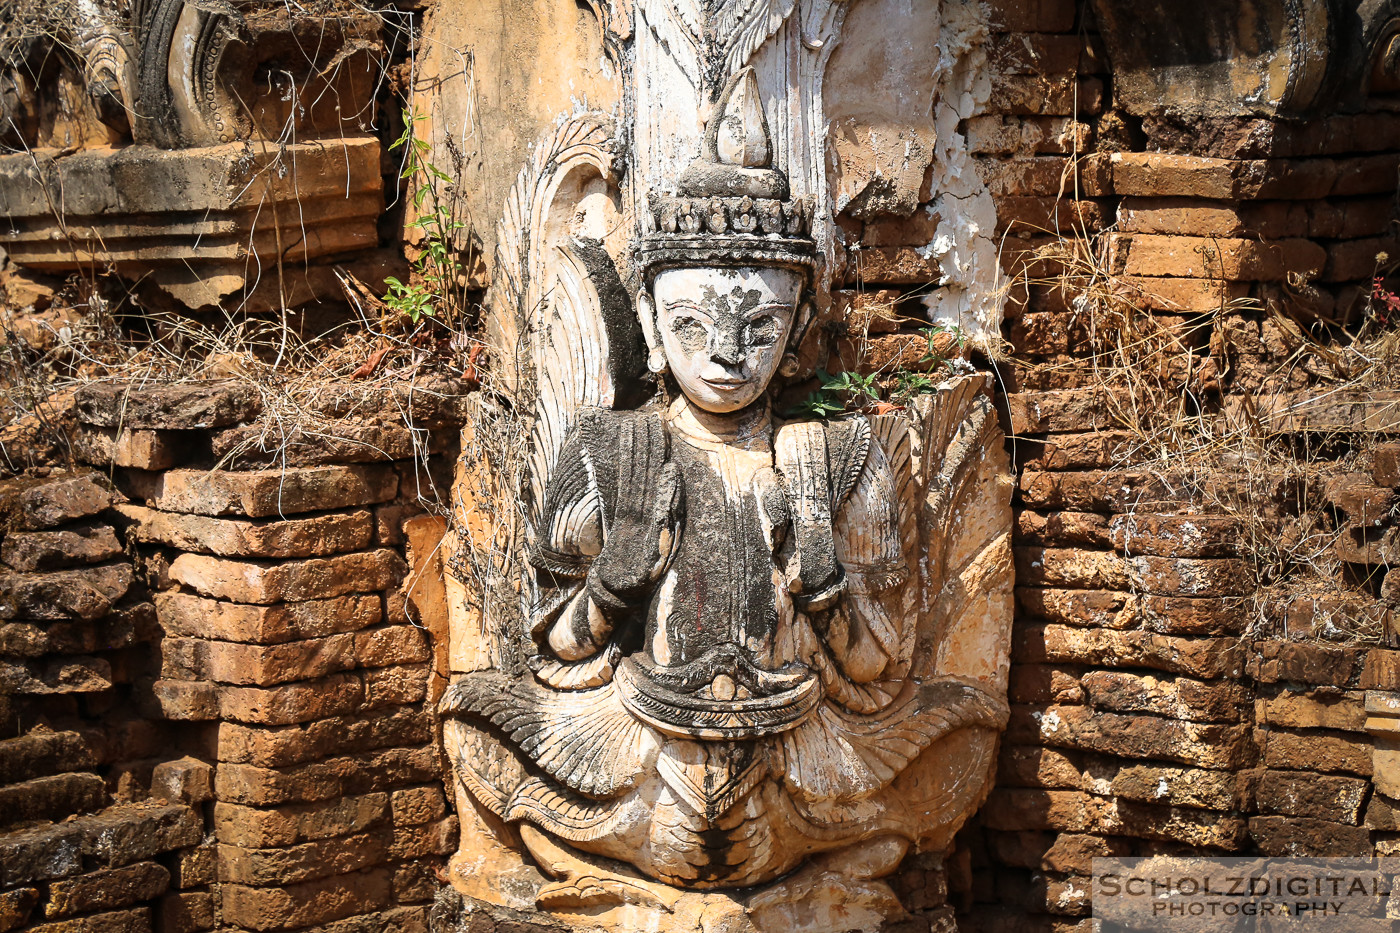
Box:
[785, 321, 974, 419]
[385, 108, 468, 324]
[785, 368, 876, 418]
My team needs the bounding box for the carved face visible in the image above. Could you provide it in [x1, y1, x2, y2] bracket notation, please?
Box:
[652, 266, 802, 413]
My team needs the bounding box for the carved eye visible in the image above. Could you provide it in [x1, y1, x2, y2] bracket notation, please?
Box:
[671, 316, 709, 353]
[745, 315, 780, 348]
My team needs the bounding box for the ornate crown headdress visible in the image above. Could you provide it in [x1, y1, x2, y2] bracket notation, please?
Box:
[639, 68, 816, 276]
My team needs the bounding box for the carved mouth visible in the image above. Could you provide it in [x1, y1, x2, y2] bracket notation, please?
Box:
[702, 377, 747, 388]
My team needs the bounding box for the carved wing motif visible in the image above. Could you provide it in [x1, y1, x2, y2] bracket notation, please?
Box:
[440, 672, 654, 799]
[907, 374, 1015, 683]
[712, 0, 799, 77]
[635, 0, 702, 85]
[635, 0, 799, 93]
[486, 111, 643, 551]
[780, 679, 1008, 803]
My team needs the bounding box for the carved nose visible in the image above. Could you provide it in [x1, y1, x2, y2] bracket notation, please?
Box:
[711, 331, 744, 367]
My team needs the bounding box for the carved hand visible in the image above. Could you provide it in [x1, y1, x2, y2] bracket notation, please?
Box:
[587, 417, 682, 609]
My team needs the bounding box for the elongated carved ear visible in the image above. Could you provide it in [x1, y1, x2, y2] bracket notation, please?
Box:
[779, 295, 817, 378]
[637, 289, 668, 373]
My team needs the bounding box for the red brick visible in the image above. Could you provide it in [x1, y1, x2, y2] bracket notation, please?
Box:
[1324, 236, 1400, 283]
[1041, 834, 1131, 875]
[846, 246, 940, 285]
[1375, 443, 1400, 487]
[980, 156, 1112, 199]
[1329, 154, 1400, 196]
[1249, 641, 1363, 687]
[131, 465, 397, 518]
[75, 382, 258, 430]
[388, 815, 458, 859]
[171, 845, 215, 889]
[1363, 649, 1400, 690]
[1016, 512, 1111, 548]
[158, 891, 214, 933]
[1, 525, 122, 572]
[1099, 762, 1242, 810]
[3, 472, 116, 530]
[73, 426, 184, 471]
[981, 789, 1092, 832]
[1256, 691, 1366, 732]
[354, 627, 430, 669]
[118, 505, 373, 558]
[214, 706, 430, 769]
[155, 593, 382, 644]
[1017, 470, 1183, 512]
[214, 794, 389, 848]
[1111, 234, 1326, 282]
[168, 549, 406, 604]
[1015, 624, 1243, 679]
[1109, 800, 1248, 849]
[1261, 729, 1372, 776]
[389, 786, 447, 827]
[1247, 816, 1372, 856]
[162, 635, 358, 686]
[219, 830, 391, 886]
[1015, 547, 1252, 597]
[1118, 198, 1251, 237]
[988, 76, 1079, 117]
[997, 745, 1084, 789]
[221, 870, 392, 931]
[1115, 276, 1252, 314]
[214, 746, 437, 807]
[151, 758, 213, 806]
[1018, 433, 1137, 470]
[216, 675, 366, 726]
[0, 888, 38, 931]
[24, 907, 153, 933]
[967, 116, 1089, 156]
[1255, 770, 1368, 823]
[1140, 596, 1248, 636]
[996, 197, 1106, 235]
[1016, 588, 1136, 629]
[1008, 704, 1252, 769]
[1009, 665, 1085, 704]
[44, 862, 169, 918]
[1080, 670, 1248, 722]
[1005, 391, 1121, 434]
[1108, 514, 1241, 558]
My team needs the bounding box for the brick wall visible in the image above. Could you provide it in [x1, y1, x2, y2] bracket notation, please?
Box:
[948, 0, 1400, 930]
[0, 381, 469, 933]
[0, 468, 207, 932]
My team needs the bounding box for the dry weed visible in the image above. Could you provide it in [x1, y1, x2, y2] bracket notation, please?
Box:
[1000, 199, 1398, 646]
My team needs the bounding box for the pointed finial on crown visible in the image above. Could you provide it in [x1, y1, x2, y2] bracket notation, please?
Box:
[678, 68, 788, 200]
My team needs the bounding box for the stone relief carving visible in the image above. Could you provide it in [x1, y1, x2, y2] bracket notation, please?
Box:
[439, 4, 1014, 930]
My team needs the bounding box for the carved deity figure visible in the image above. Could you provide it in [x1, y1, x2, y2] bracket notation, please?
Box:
[441, 64, 1014, 932]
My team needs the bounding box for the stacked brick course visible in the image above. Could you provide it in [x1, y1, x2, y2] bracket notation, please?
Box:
[945, 1, 1400, 931]
[0, 469, 205, 932]
[0, 381, 468, 933]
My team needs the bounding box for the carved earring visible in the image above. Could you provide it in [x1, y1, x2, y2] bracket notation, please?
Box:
[778, 353, 800, 378]
[648, 347, 669, 374]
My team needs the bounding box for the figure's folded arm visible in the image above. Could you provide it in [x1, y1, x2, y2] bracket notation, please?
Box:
[829, 429, 911, 683]
[529, 428, 613, 661]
